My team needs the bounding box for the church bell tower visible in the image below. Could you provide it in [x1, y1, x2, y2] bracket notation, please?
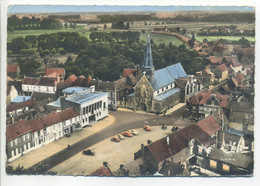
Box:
[142, 34, 154, 81]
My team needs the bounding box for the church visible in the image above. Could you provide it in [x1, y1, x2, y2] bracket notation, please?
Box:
[126, 35, 200, 113]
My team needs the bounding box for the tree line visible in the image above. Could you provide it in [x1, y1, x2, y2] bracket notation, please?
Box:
[8, 15, 62, 31]
[97, 14, 152, 23]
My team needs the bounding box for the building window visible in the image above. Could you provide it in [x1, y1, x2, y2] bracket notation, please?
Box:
[83, 119, 85, 123]
[103, 102, 106, 110]
[18, 147, 21, 154]
[99, 112, 101, 115]
[10, 141, 13, 148]
[166, 86, 168, 90]
[70, 119, 72, 124]
[209, 160, 217, 169]
[47, 87, 49, 92]
[223, 164, 230, 172]
[83, 107, 86, 115]
[14, 149, 16, 156]
[157, 90, 159, 94]
[162, 88, 164, 92]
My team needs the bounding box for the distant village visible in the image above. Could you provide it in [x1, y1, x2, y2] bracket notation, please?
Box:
[6, 29, 254, 176]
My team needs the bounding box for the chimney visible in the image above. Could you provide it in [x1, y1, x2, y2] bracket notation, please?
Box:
[90, 85, 95, 93]
[166, 136, 170, 146]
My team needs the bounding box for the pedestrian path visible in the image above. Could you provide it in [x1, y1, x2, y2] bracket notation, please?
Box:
[165, 103, 186, 115]
[7, 115, 115, 169]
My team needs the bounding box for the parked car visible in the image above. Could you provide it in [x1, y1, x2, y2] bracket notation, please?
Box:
[117, 134, 125, 140]
[111, 136, 120, 142]
[144, 125, 151, 131]
[82, 149, 95, 156]
[129, 129, 139, 135]
[121, 131, 133, 137]
[171, 126, 179, 132]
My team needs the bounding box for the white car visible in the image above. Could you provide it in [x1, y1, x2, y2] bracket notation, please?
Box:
[129, 129, 139, 135]
[117, 134, 125, 140]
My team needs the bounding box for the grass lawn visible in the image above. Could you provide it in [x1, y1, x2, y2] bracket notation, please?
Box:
[7, 25, 92, 42]
[141, 32, 184, 46]
[196, 36, 255, 43]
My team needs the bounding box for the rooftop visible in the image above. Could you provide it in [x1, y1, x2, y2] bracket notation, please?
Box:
[45, 68, 65, 76]
[6, 98, 35, 113]
[7, 64, 19, 73]
[154, 88, 180, 101]
[150, 63, 187, 91]
[6, 120, 32, 141]
[65, 90, 107, 104]
[197, 115, 221, 136]
[12, 96, 31, 103]
[64, 74, 77, 84]
[62, 86, 90, 94]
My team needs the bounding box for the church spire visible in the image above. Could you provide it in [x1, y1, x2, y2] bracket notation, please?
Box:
[142, 34, 154, 80]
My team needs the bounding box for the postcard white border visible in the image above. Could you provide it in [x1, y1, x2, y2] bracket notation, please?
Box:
[1, 0, 259, 186]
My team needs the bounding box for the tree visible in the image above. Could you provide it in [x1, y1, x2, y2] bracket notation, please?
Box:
[64, 22, 68, 28]
[104, 24, 107, 29]
[125, 22, 130, 29]
[141, 30, 145, 34]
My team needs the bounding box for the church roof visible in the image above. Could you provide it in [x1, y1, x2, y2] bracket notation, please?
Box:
[150, 63, 187, 90]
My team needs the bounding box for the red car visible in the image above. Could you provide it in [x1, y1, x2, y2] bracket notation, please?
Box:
[111, 136, 120, 142]
[144, 125, 151, 131]
[121, 131, 133, 137]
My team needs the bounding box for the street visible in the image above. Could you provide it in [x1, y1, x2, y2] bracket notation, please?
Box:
[31, 106, 186, 172]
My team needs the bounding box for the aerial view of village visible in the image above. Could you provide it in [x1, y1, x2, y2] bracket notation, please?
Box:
[5, 5, 255, 177]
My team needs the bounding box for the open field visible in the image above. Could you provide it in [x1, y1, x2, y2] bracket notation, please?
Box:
[141, 32, 184, 45]
[7, 25, 91, 42]
[196, 35, 255, 43]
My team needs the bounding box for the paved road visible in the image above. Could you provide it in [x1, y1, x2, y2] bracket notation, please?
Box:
[33, 106, 186, 172]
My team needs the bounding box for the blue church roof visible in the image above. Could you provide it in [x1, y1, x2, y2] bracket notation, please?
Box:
[150, 63, 187, 90]
[154, 88, 180, 101]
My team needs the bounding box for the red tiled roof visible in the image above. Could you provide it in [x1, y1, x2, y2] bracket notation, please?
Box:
[64, 74, 77, 84]
[6, 120, 32, 141]
[45, 68, 65, 76]
[178, 124, 215, 148]
[223, 56, 238, 63]
[90, 166, 112, 176]
[208, 56, 223, 64]
[189, 89, 211, 105]
[37, 77, 57, 86]
[6, 99, 35, 113]
[197, 115, 221, 136]
[231, 59, 242, 67]
[147, 124, 215, 163]
[212, 46, 226, 53]
[57, 107, 80, 121]
[122, 68, 137, 77]
[216, 94, 230, 108]
[217, 64, 228, 72]
[87, 76, 93, 85]
[73, 77, 89, 87]
[22, 77, 39, 85]
[7, 64, 18, 73]
[29, 107, 79, 132]
[235, 72, 245, 84]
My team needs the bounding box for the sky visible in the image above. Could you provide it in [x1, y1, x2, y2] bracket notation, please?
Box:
[8, 5, 255, 14]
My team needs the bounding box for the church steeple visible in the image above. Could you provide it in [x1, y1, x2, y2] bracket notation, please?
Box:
[142, 34, 154, 80]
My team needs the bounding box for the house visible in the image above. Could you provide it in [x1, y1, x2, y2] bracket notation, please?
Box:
[238, 47, 255, 64]
[126, 35, 187, 113]
[211, 46, 228, 57]
[73, 76, 92, 87]
[6, 120, 33, 162]
[137, 124, 215, 172]
[208, 56, 223, 65]
[60, 87, 108, 127]
[187, 89, 230, 118]
[222, 56, 242, 73]
[64, 74, 77, 85]
[218, 131, 253, 153]
[6, 98, 35, 119]
[207, 148, 253, 175]
[122, 68, 137, 77]
[195, 67, 215, 86]
[175, 75, 202, 102]
[213, 64, 228, 83]
[22, 76, 57, 95]
[6, 107, 80, 162]
[45, 68, 65, 82]
[6, 85, 18, 105]
[7, 64, 20, 79]
[44, 72, 61, 84]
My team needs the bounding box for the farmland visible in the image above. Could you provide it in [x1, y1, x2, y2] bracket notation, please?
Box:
[196, 35, 255, 43]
